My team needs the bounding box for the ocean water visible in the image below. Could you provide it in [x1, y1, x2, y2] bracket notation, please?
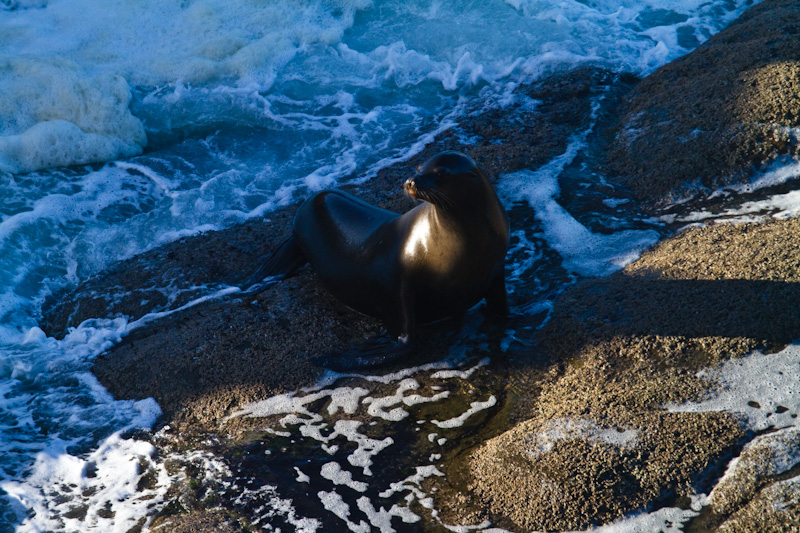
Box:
[0, 0, 790, 531]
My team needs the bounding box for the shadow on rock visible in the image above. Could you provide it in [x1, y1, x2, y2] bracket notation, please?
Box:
[543, 276, 800, 364]
[451, 218, 800, 532]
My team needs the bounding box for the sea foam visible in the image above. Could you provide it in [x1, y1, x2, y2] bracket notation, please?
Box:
[0, 0, 372, 173]
[0, 57, 146, 173]
[1, 0, 753, 175]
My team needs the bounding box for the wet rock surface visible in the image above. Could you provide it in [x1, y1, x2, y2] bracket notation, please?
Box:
[449, 217, 800, 531]
[36, 1, 800, 530]
[607, 0, 800, 206]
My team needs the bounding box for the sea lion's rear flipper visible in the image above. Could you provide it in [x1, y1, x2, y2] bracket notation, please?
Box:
[243, 236, 308, 294]
[310, 334, 413, 372]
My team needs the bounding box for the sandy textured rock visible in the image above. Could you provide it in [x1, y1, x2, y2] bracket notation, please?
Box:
[710, 427, 800, 515]
[608, 0, 800, 205]
[718, 475, 800, 533]
[469, 369, 741, 531]
[90, 272, 379, 434]
[458, 215, 800, 531]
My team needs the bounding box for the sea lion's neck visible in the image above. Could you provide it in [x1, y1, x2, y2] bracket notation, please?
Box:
[424, 191, 507, 240]
[417, 203, 494, 253]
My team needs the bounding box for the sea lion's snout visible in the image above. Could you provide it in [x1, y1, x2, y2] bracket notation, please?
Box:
[404, 177, 418, 199]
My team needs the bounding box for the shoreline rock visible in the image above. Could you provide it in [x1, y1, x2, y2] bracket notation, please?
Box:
[452, 217, 800, 531]
[607, 0, 800, 207]
[42, 67, 624, 432]
[35, 0, 800, 530]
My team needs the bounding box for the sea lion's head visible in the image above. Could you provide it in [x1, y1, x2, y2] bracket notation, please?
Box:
[404, 151, 488, 210]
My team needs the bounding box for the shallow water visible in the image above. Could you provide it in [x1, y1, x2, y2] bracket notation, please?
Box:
[1, 0, 793, 531]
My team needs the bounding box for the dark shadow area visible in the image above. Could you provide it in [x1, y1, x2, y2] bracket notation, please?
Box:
[543, 275, 800, 353]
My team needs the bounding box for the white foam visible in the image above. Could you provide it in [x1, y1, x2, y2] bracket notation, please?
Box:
[689, 189, 800, 224]
[726, 155, 800, 194]
[667, 345, 800, 432]
[339, 420, 394, 476]
[0, 160, 267, 301]
[316, 359, 458, 386]
[668, 158, 800, 224]
[498, 94, 659, 278]
[362, 378, 450, 422]
[378, 465, 445, 501]
[0, 57, 146, 173]
[500, 163, 658, 277]
[3, 431, 169, 533]
[318, 490, 370, 533]
[430, 357, 490, 380]
[231, 385, 369, 420]
[295, 467, 311, 484]
[432, 395, 497, 429]
[321, 462, 368, 493]
[357, 495, 421, 532]
[506, 229, 544, 288]
[572, 503, 700, 533]
[0, 290, 266, 531]
[363, 379, 420, 422]
[527, 418, 639, 457]
[0, 320, 165, 530]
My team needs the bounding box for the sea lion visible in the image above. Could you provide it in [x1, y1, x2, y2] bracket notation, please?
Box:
[248, 151, 509, 370]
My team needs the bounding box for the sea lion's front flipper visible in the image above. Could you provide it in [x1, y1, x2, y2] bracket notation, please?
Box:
[312, 283, 415, 371]
[484, 271, 509, 317]
[310, 334, 413, 371]
[243, 236, 308, 294]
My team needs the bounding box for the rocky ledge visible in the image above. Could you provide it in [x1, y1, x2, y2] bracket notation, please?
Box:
[39, 0, 800, 531]
[453, 218, 800, 531]
[607, 0, 800, 206]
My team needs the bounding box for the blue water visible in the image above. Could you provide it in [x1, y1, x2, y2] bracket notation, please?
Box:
[0, 0, 763, 530]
